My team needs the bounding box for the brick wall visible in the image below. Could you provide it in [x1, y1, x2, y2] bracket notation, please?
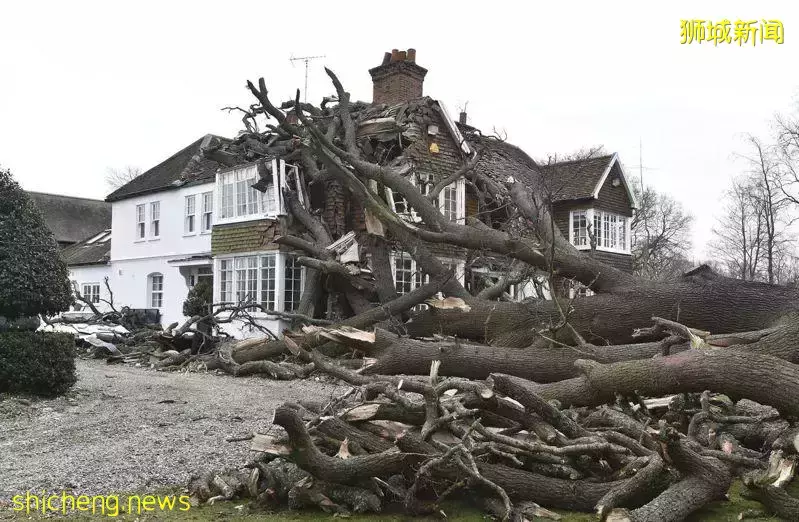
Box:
[369, 61, 427, 105]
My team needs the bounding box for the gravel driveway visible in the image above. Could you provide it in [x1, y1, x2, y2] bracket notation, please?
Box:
[0, 359, 342, 497]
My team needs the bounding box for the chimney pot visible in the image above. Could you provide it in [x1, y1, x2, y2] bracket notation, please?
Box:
[459, 111, 467, 125]
[370, 48, 427, 105]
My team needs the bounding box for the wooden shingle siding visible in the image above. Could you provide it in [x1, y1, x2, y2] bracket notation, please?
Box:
[211, 219, 281, 255]
[594, 163, 633, 217]
[590, 250, 633, 272]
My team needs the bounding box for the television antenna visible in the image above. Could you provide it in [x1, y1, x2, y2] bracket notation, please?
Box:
[290, 54, 326, 103]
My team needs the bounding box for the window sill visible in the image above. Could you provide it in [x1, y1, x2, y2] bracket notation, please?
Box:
[134, 239, 146, 243]
[148, 237, 161, 242]
[573, 244, 631, 255]
[215, 214, 282, 226]
[200, 230, 212, 235]
[183, 232, 198, 237]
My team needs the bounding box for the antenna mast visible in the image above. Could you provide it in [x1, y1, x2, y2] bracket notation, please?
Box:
[289, 54, 326, 103]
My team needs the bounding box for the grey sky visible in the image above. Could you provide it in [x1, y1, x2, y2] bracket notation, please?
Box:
[2, 1, 797, 259]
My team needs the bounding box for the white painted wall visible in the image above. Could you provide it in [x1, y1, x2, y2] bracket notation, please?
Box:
[68, 264, 113, 313]
[109, 182, 214, 327]
[108, 256, 194, 327]
[110, 182, 214, 262]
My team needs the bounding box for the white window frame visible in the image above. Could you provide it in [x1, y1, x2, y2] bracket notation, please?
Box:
[386, 174, 465, 224]
[149, 201, 160, 239]
[201, 191, 213, 233]
[216, 160, 297, 225]
[568, 209, 631, 254]
[148, 273, 164, 308]
[184, 195, 196, 235]
[390, 253, 465, 310]
[214, 252, 304, 316]
[135, 204, 145, 240]
[81, 283, 101, 304]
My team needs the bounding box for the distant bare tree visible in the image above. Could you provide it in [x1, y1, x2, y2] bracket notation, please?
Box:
[740, 135, 793, 284]
[105, 166, 142, 190]
[631, 184, 694, 280]
[710, 177, 765, 281]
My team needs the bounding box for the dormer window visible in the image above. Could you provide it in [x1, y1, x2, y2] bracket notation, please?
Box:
[216, 160, 298, 223]
[569, 209, 630, 254]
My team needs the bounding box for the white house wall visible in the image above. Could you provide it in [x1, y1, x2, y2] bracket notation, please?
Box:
[110, 182, 214, 262]
[109, 182, 214, 327]
[109, 256, 191, 327]
[68, 264, 114, 313]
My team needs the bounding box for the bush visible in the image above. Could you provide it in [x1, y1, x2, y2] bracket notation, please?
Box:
[183, 279, 213, 317]
[0, 168, 73, 320]
[0, 331, 77, 396]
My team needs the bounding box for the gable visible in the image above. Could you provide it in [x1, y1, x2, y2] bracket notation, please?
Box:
[594, 161, 634, 217]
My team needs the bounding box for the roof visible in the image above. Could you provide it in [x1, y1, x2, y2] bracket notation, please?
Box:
[60, 229, 111, 266]
[105, 134, 230, 202]
[27, 192, 111, 245]
[538, 153, 637, 207]
[539, 154, 615, 202]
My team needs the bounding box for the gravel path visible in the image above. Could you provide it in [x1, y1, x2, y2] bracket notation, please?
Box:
[0, 359, 342, 497]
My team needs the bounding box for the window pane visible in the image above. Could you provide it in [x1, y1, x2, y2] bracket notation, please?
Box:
[260, 255, 276, 310]
[283, 255, 303, 312]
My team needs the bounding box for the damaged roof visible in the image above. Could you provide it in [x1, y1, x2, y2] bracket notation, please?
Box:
[27, 191, 111, 245]
[106, 134, 230, 202]
[61, 229, 111, 266]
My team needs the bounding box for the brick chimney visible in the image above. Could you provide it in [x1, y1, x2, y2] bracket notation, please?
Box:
[369, 48, 427, 105]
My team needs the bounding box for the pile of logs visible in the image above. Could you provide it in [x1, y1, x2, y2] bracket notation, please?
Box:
[188, 316, 799, 521]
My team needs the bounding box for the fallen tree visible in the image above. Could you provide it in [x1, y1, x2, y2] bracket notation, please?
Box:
[169, 66, 799, 518]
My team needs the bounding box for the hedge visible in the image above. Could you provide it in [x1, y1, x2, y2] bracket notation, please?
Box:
[0, 331, 77, 396]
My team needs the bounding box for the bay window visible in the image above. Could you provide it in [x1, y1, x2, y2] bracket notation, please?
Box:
[217, 160, 297, 222]
[569, 209, 630, 253]
[216, 253, 303, 314]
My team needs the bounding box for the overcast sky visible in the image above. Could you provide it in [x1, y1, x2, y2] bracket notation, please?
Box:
[1, 1, 797, 259]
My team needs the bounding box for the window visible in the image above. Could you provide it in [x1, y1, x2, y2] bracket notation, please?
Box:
[571, 210, 589, 247]
[219, 165, 274, 220]
[185, 195, 196, 234]
[235, 256, 259, 307]
[387, 174, 464, 223]
[201, 191, 213, 232]
[148, 273, 164, 308]
[81, 283, 100, 304]
[391, 254, 464, 311]
[136, 204, 145, 239]
[216, 253, 303, 313]
[441, 184, 458, 221]
[570, 209, 629, 253]
[283, 255, 303, 312]
[260, 254, 277, 310]
[219, 260, 233, 302]
[150, 201, 160, 238]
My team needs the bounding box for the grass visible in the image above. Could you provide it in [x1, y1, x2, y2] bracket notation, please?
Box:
[4, 481, 789, 521]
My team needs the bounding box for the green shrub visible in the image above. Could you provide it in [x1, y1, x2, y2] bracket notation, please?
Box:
[0, 168, 73, 320]
[183, 279, 213, 317]
[0, 331, 77, 396]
